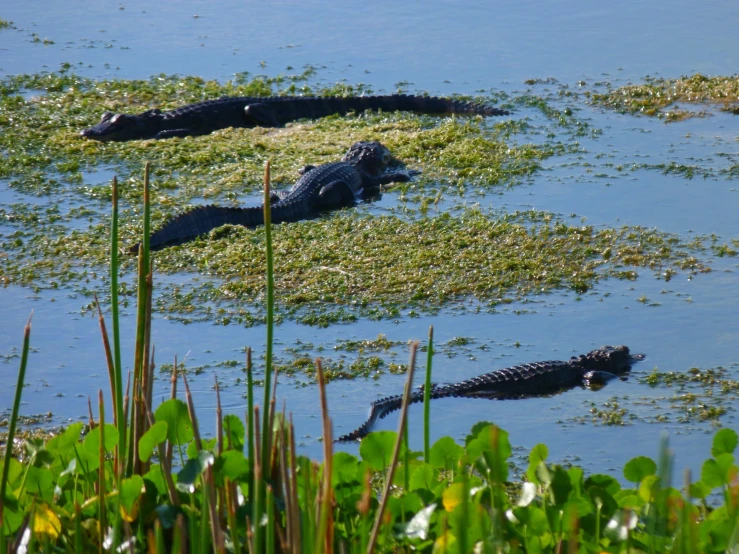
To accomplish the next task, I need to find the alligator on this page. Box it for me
[130,141,414,253]
[336,345,644,441]
[80,94,509,141]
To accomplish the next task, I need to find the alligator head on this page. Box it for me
[342,140,392,174]
[573,345,645,374]
[80,109,164,141]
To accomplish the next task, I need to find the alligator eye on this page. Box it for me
[109,114,126,125]
[101,111,114,122]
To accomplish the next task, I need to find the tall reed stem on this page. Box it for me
[261,160,275,475]
[0,313,32,541]
[110,176,125,472]
[423,325,434,463]
[367,342,419,554]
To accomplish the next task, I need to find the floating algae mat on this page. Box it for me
[0,70,717,328]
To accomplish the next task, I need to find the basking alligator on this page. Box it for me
[81,94,509,141]
[131,141,413,253]
[337,345,644,441]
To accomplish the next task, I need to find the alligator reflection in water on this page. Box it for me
[337,345,645,441]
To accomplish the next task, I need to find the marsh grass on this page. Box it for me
[0,165,737,553]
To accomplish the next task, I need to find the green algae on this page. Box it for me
[567,365,739,429]
[0,202,711,326]
[140,210,706,326]
[641,366,739,424]
[0,69,718,327]
[590,73,739,120]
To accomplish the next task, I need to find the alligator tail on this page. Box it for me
[336,386,461,442]
[275,94,508,124]
[130,205,266,253]
[335,394,407,442]
[338,94,510,117]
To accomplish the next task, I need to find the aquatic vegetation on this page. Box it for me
[590,73,739,120]
[642,366,739,424]
[1,70,716,327]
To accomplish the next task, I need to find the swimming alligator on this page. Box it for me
[337,345,644,441]
[130,141,414,253]
[81,94,509,141]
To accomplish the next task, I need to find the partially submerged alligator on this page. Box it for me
[131,141,413,253]
[81,94,509,141]
[337,345,644,441]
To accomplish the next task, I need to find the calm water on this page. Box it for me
[1,0,738,476]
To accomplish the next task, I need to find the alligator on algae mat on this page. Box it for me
[130,141,417,252]
[81,94,508,141]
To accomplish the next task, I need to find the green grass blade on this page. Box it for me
[0,313,32,540]
[423,326,434,464]
[261,160,275,475]
[97,390,107,554]
[246,348,255,508]
[266,486,275,554]
[367,342,419,554]
[110,176,125,471]
[127,163,152,477]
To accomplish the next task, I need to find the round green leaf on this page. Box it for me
[332,451,361,486]
[215,450,249,482]
[83,423,119,455]
[549,466,573,506]
[143,466,168,496]
[138,420,168,463]
[120,475,144,514]
[430,436,463,470]
[46,422,84,454]
[526,443,549,484]
[177,451,215,492]
[466,424,511,482]
[223,414,245,452]
[688,479,711,500]
[701,458,724,489]
[410,463,437,492]
[623,456,656,483]
[359,431,402,471]
[154,399,193,446]
[637,474,660,503]
[712,428,738,457]
[584,474,621,496]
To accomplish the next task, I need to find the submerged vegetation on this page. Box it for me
[589,73,739,120]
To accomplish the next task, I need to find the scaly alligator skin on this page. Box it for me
[336,345,644,441]
[81,94,509,141]
[130,141,413,253]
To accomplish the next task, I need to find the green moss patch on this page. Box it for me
[590,73,739,120]
[143,210,706,326]
[0,203,710,326]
